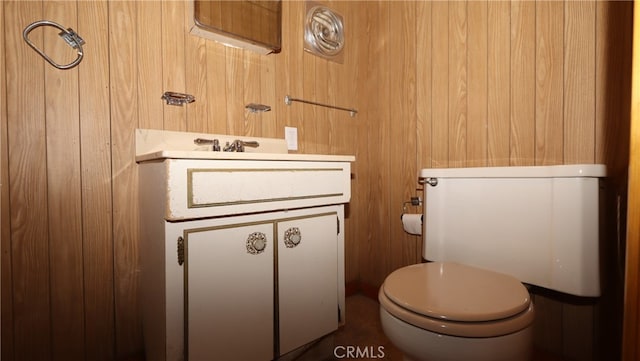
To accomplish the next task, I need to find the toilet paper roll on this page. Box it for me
[401,213,423,235]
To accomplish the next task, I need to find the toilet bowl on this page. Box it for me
[379,262,534,361]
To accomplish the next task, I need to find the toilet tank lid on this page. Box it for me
[420,164,606,179]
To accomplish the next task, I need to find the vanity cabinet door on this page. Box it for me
[185,222,274,361]
[277,213,339,355]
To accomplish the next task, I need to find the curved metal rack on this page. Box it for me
[23,20,85,70]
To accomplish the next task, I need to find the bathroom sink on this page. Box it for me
[136,128,355,220]
[135,128,355,163]
[137,149,354,162]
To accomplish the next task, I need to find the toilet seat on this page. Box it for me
[379,262,535,338]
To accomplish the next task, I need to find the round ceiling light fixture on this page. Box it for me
[304,3,344,62]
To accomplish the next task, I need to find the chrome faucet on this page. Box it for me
[194,138,259,152]
[223,140,260,152]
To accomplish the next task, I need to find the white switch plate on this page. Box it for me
[285,126,298,151]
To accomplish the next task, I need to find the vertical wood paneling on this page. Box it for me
[415,1,431,263]
[431,2,449,168]
[365,0,391,287]
[359,1,383,287]
[185,6,209,133]
[225,47,245,135]
[595,1,632,173]
[510,1,535,166]
[389,1,417,271]
[288,0,304,152]
[416,1,432,171]
[487,1,510,166]
[78,1,115,359]
[0,0,13,358]
[260,55,277,138]
[137,1,164,131]
[564,1,596,164]
[205,43,229,133]
[448,1,467,168]
[43,2,85,359]
[302,51,317,154]
[6,1,51,359]
[535,1,564,166]
[162,0,187,131]
[243,52,262,137]
[467,1,487,167]
[108,1,141,357]
[340,1,362,281]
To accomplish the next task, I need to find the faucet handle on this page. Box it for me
[224,139,260,152]
[193,138,221,151]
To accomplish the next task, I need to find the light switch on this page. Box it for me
[285,127,298,151]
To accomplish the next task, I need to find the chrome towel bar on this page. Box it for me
[284,95,357,117]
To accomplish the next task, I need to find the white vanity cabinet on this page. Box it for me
[138,154,352,361]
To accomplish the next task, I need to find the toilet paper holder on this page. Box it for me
[402,196,422,213]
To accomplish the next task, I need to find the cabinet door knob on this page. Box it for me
[284,227,302,248]
[246,232,267,254]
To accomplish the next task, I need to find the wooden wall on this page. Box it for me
[0,1,633,360]
[359,1,632,360]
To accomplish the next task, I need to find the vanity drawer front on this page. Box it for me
[165,160,351,220]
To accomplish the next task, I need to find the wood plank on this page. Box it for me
[137,1,163,130]
[467,0,487,167]
[108,1,142,358]
[487,1,510,166]
[416,0,432,171]
[0,0,14,358]
[389,1,417,271]
[78,1,115,359]
[510,0,535,166]
[354,1,379,285]
[162,0,187,131]
[301,43,317,154]
[367,0,391,287]
[564,1,596,164]
[314,0,330,155]
[448,1,467,168]
[43,2,85,359]
[259,52,277,138]
[225,47,245,136]
[205,42,229,133]
[595,0,632,177]
[337,0,362,281]
[535,1,564,166]
[287,0,304,153]
[5,1,51,359]
[274,0,291,137]
[415,0,431,262]
[243,51,262,137]
[431,1,449,168]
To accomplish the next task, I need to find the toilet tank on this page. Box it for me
[420,164,605,297]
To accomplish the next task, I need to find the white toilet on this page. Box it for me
[379,164,606,361]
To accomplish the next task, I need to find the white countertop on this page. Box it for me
[136,150,355,163]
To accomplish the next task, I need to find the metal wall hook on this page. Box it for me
[23,20,85,70]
